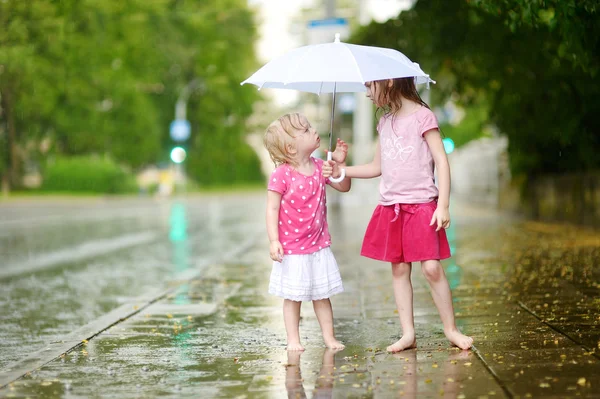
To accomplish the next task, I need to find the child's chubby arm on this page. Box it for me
[266,190,284,261]
[323,138,351,192]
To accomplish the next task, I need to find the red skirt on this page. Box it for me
[360,201,451,263]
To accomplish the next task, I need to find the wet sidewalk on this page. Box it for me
[1,194,599,398]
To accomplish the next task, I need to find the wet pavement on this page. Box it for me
[1,188,599,398]
[0,196,264,370]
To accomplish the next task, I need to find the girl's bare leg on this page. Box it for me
[313,299,345,349]
[387,262,417,352]
[283,299,304,351]
[421,260,473,350]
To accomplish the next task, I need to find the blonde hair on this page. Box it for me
[263,113,309,167]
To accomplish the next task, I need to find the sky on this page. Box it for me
[246,0,413,106]
[249,0,412,62]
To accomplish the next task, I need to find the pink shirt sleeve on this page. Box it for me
[267,165,289,195]
[419,109,439,136]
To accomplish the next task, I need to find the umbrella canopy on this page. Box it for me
[242,34,434,182]
[241,34,434,94]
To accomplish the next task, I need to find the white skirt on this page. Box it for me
[269,247,344,302]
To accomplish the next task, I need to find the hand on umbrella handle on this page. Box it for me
[327,152,346,183]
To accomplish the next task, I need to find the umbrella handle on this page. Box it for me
[326,152,346,183]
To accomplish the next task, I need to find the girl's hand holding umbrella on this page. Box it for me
[323,160,342,180]
[324,138,347,179]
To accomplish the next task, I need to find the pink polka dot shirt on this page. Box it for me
[268,157,332,255]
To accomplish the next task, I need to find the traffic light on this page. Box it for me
[170,146,187,164]
[442,137,455,154]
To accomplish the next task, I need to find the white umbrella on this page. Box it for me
[242,33,434,182]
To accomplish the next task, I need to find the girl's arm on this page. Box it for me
[344,140,381,179]
[424,129,451,230]
[266,190,284,261]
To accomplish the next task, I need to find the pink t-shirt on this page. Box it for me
[268,157,332,255]
[378,106,440,205]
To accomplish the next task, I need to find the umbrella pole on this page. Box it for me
[328,82,336,153]
[326,82,345,183]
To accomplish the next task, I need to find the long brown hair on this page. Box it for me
[373,77,430,117]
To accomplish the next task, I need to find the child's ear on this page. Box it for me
[387,79,393,88]
[286,143,296,155]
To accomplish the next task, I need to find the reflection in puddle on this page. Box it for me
[280,347,474,398]
[285,348,340,399]
[380,349,473,398]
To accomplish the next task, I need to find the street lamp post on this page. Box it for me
[169,79,200,195]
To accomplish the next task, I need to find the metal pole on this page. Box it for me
[329,82,337,152]
[325,0,335,18]
[325,0,337,153]
[175,79,200,120]
[353,0,373,165]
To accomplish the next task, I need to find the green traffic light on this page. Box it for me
[170,147,187,163]
[442,138,455,154]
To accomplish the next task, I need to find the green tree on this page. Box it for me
[351,0,600,176]
[0,0,61,188]
[470,0,599,76]
[173,2,262,185]
[0,0,263,191]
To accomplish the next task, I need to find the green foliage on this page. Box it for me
[470,0,599,76]
[351,0,600,176]
[0,0,262,190]
[187,122,264,185]
[41,156,137,193]
[439,104,489,148]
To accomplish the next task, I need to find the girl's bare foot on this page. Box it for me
[386,334,416,352]
[444,328,473,350]
[286,342,305,351]
[323,338,345,349]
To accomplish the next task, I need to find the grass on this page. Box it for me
[191,181,265,194]
[0,181,266,202]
